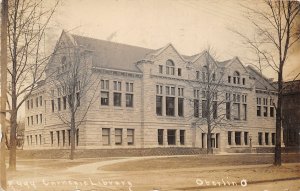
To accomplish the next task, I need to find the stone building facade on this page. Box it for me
[282,80,300,147]
[23,31,280,152]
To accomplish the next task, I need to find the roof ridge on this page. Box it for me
[71,33,154,51]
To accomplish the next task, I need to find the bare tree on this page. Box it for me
[48,40,100,160]
[232,0,300,166]
[6,0,59,170]
[188,49,242,154]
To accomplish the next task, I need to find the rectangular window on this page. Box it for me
[178,68,182,76]
[178,87,184,97]
[57,131,60,146]
[68,130,71,146]
[39,134,42,145]
[235,132,241,145]
[202,100,207,118]
[50,131,53,145]
[265,133,269,145]
[270,107,274,117]
[178,98,184,117]
[76,92,80,107]
[228,76,231,83]
[115,128,122,145]
[194,89,200,98]
[63,96,67,109]
[36,115,38,124]
[40,114,42,124]
[30,135,32,145]
[102,128,110,145]
[158,129,164,145]
[36,97,39,107]
[51,100,55,112]
[62,130,65,146]
[58,98,61,111]
[167,129,176,145]
[242,104,247,120]
[31,99,33,109]
[113,93,121,106]
[35,135,38,145]
[228,131,232,145]
[272,133,275,145]
[156,85,163,95]
[127,129,134,145]
[156,96,163,116]
[257,106,261,116]
[159,65,163,74]
[166,97,175,116]
[180,130,185,145]
[212,73,216,81]
[258,132,263,145]
[226,102,231,120]
[242,78,245,85]
[196,71,200,79]
[126,82,133,92]
[40,96,43,106]
[101,80,109,90]
[126,94,133,107]
[27,117,30,126]
[31,116,33,125]
[27,100,30,110]
[263,106,268,117]
[194,99,199,117]
[244,132,248,145]
[113,81,122,91]
[101,92,109,106]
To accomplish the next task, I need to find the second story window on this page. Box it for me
[101,80,109,106]
[166,60,175,75]
[126,82,134,107]
[263,98,268,117]
[233,71,240,84]
[166,85,175,116]
[257,97,262,116]
[156,85,163,116]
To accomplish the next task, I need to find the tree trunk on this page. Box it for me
[9,107,17,171]
[70,112,76,160]
[274,68,283,166]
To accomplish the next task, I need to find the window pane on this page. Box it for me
[126,94,133,107]
[166,97,175,116]
[114,93,121,106]
[156,96,162,116]
[178,98,184,117]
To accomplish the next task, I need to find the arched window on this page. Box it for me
[233,71,240,84]
[166,59,175,75]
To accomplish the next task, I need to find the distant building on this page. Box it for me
[23,31,281,152]
[282,80,300,147]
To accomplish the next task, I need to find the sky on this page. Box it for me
[45,0,300,81]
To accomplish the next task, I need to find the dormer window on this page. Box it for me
[166,59,175,75]
[233,71,240,84]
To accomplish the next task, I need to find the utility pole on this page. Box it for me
[1,0,8,189]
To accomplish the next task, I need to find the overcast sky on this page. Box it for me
[45,0,299,81]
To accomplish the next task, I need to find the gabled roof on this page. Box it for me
[246,65,277,91]
[71,34,155,73]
